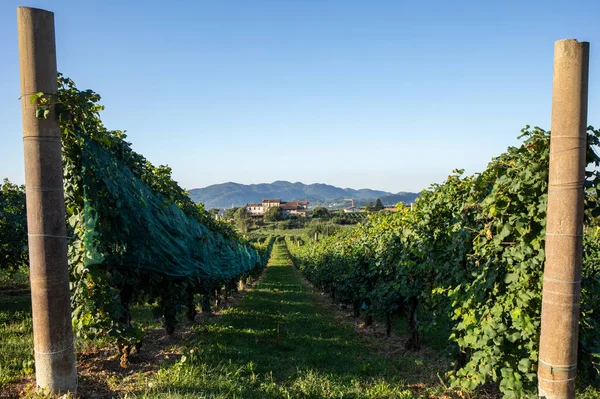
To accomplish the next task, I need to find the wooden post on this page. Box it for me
[17,6,77,393]
[538,39,589,399]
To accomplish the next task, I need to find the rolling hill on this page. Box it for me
[188,181,419,209]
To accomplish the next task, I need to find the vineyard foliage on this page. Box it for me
[0,179,27,272]
[287,126,600,398]
[30,75,273,351]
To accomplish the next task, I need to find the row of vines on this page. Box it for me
[0,179,26,272]
[287,126,600,398]
[32,75,274,362]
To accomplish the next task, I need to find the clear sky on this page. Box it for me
[1,0,599,193]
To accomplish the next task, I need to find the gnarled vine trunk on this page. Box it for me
[405,296,420,350]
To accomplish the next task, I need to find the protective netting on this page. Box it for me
[80,136,260,279]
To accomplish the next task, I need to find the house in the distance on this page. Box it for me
[280,200,309,217]
[246,199,309,218]
[247,203,264,216]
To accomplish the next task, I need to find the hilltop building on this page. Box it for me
[246,199,309,218]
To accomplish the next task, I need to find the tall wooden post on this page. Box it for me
[538,39,589,399]
[17,6,78,393]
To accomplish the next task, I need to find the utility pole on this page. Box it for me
[538,39,589,399]
[17,6,78,393]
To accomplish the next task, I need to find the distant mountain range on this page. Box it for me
[188,181,419,209]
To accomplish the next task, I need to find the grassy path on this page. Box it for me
[138,243,448,399]
[0,276,33,394]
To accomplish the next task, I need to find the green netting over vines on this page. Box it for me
[80,136,260,279]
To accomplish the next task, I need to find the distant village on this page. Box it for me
[213,197,402,221]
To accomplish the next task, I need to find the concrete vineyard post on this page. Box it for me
[17,6,78,393]
[538,39,589,399]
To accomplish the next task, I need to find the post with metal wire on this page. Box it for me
[17,6,78,393]
[538,39,589,399]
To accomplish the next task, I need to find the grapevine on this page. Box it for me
[32,75,274,362]
[288,126,600,397]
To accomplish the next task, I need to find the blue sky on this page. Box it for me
[1,0,599,193]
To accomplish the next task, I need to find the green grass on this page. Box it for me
[134,243,451,398]
[0,270,34,388]
[2,246,597,398]
[0,269,165,391]
[247,224,310,241]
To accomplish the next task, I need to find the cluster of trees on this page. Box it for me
[218,206,285,234]
[313,198,386,217]
[312,206,329,218]
[364,198,384,212]
[311,207,367,226]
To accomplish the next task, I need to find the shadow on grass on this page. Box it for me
[137,243,450,399]
[0,291,33,390]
